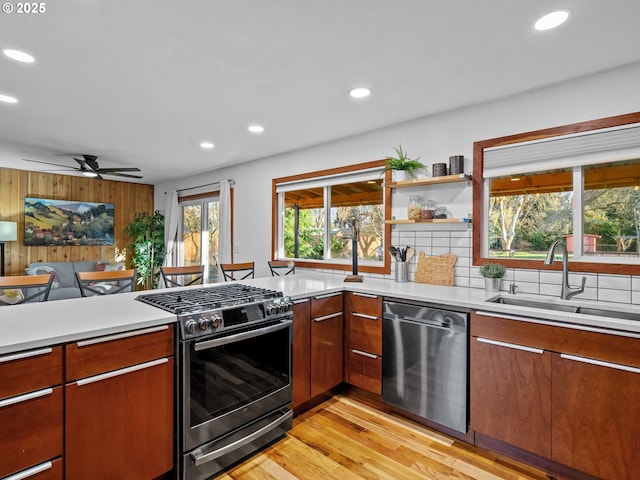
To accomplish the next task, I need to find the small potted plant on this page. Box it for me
[479,262,506,292]
[384,144,425,181]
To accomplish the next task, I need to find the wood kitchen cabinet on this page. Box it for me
[310,292,344,398]
[344,291,382,394]
[471,311,640,480]
[0,346,64,480]
[292,297,311,407]
[65,325,175,480]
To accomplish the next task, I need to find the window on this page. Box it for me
[179,194,220,282]
[273,160,391,274]
[474,112,640,274]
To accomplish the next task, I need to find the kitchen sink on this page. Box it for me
[486,295,640,322]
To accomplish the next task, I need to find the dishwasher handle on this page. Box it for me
[384,314,451,331]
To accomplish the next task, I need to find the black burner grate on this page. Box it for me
[136,284,281,314]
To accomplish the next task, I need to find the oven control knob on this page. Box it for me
[266,304,276,316]
[198,318,211,331]
[211,314,222,328]
[184,319,198,334]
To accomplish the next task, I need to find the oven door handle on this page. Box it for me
[194,319,292,351]
[191,408,293,466]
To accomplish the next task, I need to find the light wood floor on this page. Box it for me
[219,395,553,480]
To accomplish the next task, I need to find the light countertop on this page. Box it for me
[1,272,638,355]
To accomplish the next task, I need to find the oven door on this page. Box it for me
[181,318,292,452]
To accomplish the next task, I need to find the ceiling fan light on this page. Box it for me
[82,171,98,178]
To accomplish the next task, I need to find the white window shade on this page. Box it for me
[275,168,383,193]
[483,122,640,178]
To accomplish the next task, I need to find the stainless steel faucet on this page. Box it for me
[544,240,586,300]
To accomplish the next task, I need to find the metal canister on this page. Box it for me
[432,163,447,177]
[449,155,464,175]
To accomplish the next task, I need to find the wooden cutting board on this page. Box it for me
[414,252,457,286]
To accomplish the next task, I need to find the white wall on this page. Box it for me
[155,62,640,283]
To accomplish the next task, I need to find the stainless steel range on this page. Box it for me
[137,283,293,480]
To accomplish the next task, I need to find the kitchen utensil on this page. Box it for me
[388,246,400,261]
[405,247,415,262]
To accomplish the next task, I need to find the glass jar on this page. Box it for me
[421,199,435,219]
[407,194,423,220]
[434,206,447,219]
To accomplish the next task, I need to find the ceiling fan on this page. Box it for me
[23,154,143,179]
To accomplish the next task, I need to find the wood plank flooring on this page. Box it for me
[219,395,553,480]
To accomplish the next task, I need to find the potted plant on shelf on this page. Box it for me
[124,210,165,290]
[384,144,425,182]
[479,262,506,292]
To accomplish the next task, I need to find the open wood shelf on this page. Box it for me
[386,218,472,224]
[387,173,471,189]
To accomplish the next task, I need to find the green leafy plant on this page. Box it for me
[384,144,425,179]
[479,262,507,278]
[124,210,165,290]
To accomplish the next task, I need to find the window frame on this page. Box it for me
[473,111,640,275]
[272,160,392,274]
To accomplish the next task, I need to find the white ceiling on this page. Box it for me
[1,0,640,184]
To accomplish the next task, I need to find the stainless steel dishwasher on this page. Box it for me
[382,300,469,433]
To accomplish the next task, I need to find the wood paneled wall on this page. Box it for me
[0,167,154,276]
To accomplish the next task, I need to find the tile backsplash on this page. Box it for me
[307,224,640,308]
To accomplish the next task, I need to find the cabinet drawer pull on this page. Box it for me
[352,349,378,359]
[293,298,310,304]
[476,337,544,354]
[352,312,378,320]
[313,312,341,322]
[75,358,168,386]
[4,461,52,480]
[314,292,341,300]
[0,387,53,409]
[0,347,53,363]
[76,325,169,347]
[560,353,640,374]
[353,292,378,299]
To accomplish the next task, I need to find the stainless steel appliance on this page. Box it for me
[137,284,293,480]
[382,300,469,433]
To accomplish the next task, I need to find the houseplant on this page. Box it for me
[124,210,165,290]
[479,262,506,292]
[384,144,425,181]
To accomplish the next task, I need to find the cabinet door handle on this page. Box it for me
[352,312,378,320]
[314,292,341,300]
[75,358,168,386]
[353,292,378,299]
[314,312,341,322]
[293,298,310,304]
[352,349,378,359]
[76,325,169,347]
[476,337,544,355]
[0,347,53,363]
[560,353,640,374]
[0,387,53,409]
[4,461,53,480]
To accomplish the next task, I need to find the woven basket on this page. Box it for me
[414,252,458,286]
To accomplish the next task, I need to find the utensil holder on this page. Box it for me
[395,262,408,283]
[432,163,447,177]
[449,155,464,175]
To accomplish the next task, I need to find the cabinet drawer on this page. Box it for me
[348,349,381,394]
[472,312,640,368]
[66,324,174,381]
[345,291,382,317]
[349,312,382,356]
[0,386,63,479]
[4,459,63,480]
[0,347,63,400]
[311,292,343,318]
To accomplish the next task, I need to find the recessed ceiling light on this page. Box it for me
[534,10,569,31]
[200,142,215,149]
[349,87,371,99]
[248,125,264,134]
[3,48,35,63]
[0,94,18,104]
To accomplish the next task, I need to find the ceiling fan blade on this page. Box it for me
[23,158,78,170]
[102,172,144,179]
[96,167,142,173]
[73,157,88,169]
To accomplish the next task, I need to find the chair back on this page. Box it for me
[268,260,295,276]
[161,265,204,288]
[75,269,137,297]
[0,274,53,305]
[219,262,255,282]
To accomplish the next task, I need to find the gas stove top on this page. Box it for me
[136,283,292,340]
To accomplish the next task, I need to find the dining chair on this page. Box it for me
[75,269,137,296]
[161,265,204,288]
[268,260,295,276]
[0,274,54,305]
[219,262,255,282]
